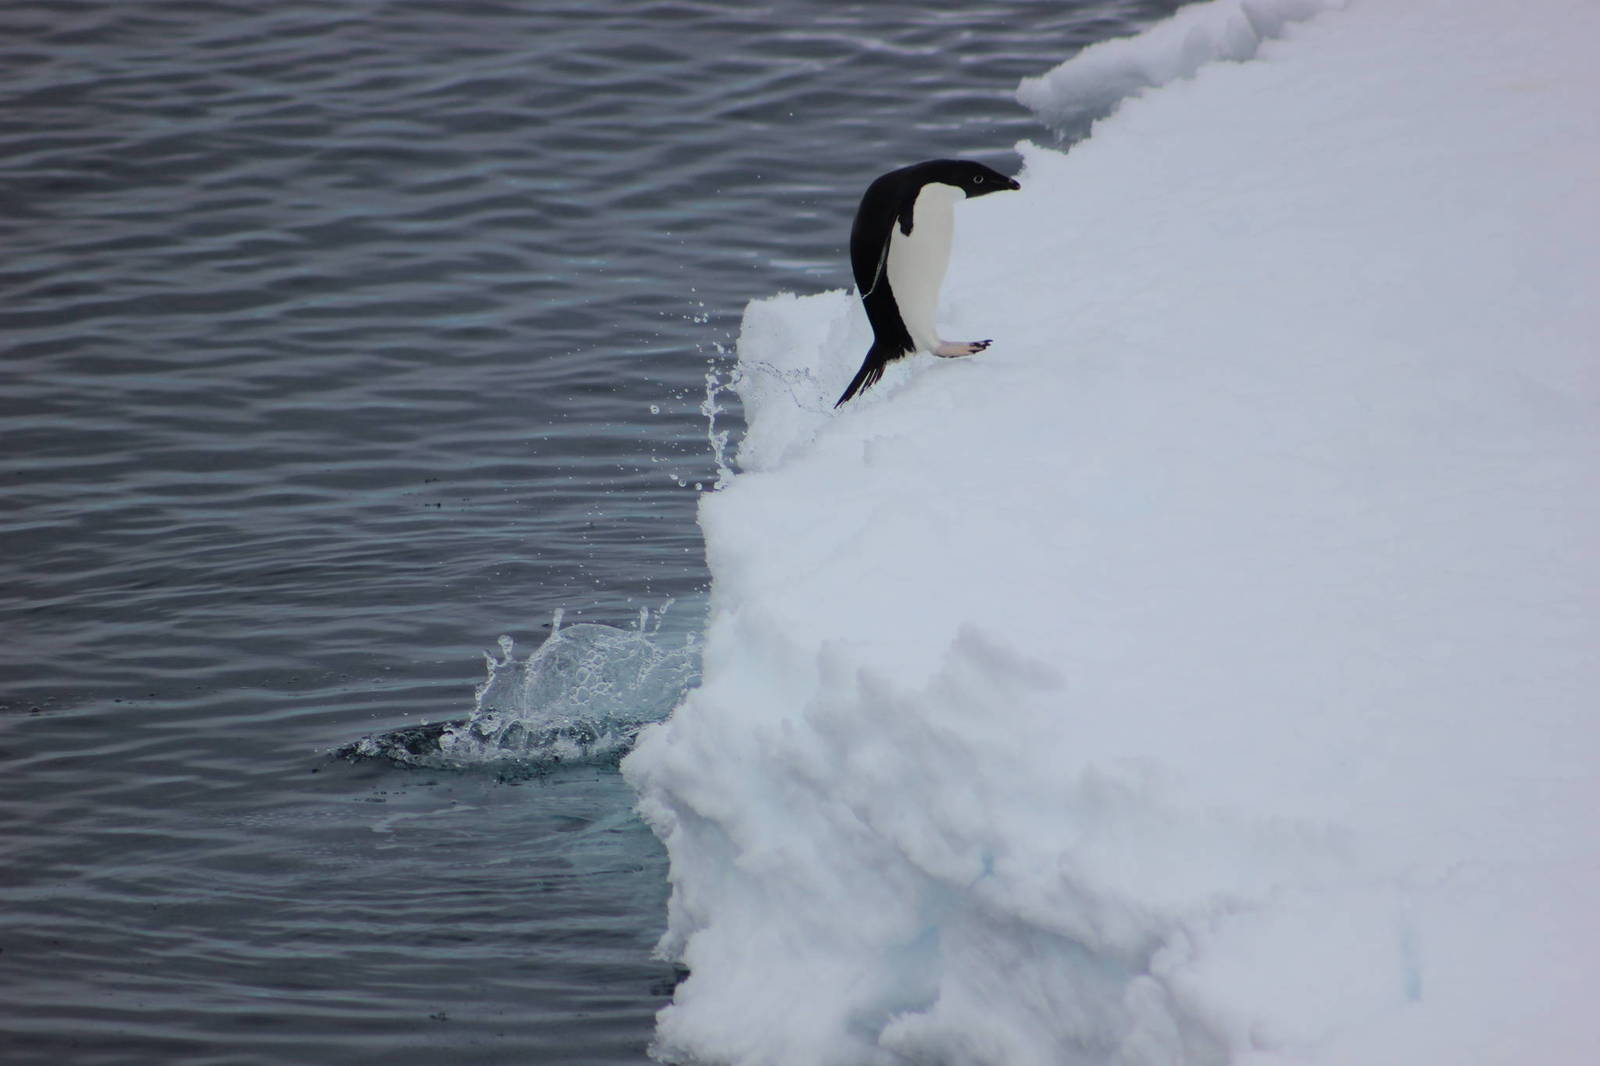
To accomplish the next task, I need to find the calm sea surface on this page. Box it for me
[0,2,1180,1062]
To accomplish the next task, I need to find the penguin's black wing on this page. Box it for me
[838,169,920,406]
[849,168,919,295]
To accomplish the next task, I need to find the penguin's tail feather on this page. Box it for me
[834,346,892,407]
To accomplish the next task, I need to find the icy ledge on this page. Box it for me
[625,0,1600,1063]
[1017,0,1346,133]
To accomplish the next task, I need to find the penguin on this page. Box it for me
[835,159,1021,407]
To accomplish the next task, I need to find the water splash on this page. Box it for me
[702,342,737,490]
[337,606,699,771]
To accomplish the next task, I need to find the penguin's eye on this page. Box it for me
[973,175,984,184]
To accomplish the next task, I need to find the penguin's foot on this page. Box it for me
[933,339,991,358]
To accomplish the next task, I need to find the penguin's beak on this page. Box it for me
[1006,177,1022,191]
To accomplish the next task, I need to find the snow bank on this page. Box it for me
[1016,0,1344,132]
[624,0,1600,1063]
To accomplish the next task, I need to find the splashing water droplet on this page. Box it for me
[335,606,699,772]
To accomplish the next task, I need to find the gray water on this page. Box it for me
[1,2,1180,1062]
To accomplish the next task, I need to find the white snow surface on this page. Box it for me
[622,0,1600,1062]
[1016,0,1345,128]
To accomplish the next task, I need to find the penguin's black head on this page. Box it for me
[924,159,1021,199]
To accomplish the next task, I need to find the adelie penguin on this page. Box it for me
[835,159,1021,407]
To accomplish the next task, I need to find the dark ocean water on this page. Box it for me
[0,1,1180,1062]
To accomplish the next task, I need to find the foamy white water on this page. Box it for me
[624,0,1600,1062]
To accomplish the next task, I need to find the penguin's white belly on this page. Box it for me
[886,183,960,354]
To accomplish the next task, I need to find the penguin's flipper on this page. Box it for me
[850,172,917,294]
[851,217,893,298]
